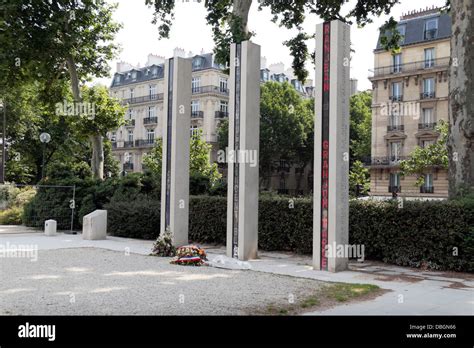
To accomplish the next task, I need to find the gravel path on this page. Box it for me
[0,248,324,315]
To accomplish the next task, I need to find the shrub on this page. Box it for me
[0,206,23,224]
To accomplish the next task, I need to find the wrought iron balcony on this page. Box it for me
[389,95,403,102]
[122,93,164,105]
[191,111,204,118]
[192,85,229,96]
[135,138,155,147]
[387,124,404,132]
[418,122,437,130]
[388,185,401,193]
[123,162,134,170]
[123,141,134,148]
[215,111,229,118]
[420,186,434,193]
[370,57,449,78]
[420,91,436,99]
[124,119,135,127]
[362,156,408,166]
[143,116,158,125]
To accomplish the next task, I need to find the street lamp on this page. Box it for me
[39,132,51,180]
[0,101,5,184]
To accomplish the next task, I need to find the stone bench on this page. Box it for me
[82,210,107,240]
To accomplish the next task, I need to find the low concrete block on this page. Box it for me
[44,219,57,236]
[82,210,107,240]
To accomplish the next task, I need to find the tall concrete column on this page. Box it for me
[313,20,350,272]
[160,57,192,246]
[226,41,260,261]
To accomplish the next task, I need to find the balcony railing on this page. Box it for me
[420,186,434,193]
[143,116,158,125]
[135,138,155,147]
[215,111,229,118]
[362,156,408,166]
[191,111,204,118]
[388,185,401,193]
[418,122,437,130]
[123,141,134,148]
[371,57,449,78]
[123,162,134,170]
[387,124,404,132]
[192,85,229,96]
[389,95,403,102]
[122,93,164,105]
[124,119,135,127]
[420,91,436,99]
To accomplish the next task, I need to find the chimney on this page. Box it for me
[116,61,134,73]
[173,47,186,58]
[260,56,267,69]
[146,53,165,66]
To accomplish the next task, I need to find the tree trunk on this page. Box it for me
[90,134,104,180]
[66,54,82,102]
[233,0,252,35]
[448,0,474,197]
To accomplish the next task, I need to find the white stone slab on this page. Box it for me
[82,210,107,240]
[44,219,57,236]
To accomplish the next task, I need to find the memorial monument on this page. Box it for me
[313,20,350,272]
[160,56,192,247]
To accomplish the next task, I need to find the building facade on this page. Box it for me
[368,7,451,198]
[108,50,314,194]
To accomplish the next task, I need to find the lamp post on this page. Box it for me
[0,101,5,184]
[39,132,51,180]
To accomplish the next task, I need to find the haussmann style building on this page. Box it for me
[368,6,451,198]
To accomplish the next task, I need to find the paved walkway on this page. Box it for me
[0,228,473,315]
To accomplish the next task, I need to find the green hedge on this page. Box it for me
[105,195,473,272]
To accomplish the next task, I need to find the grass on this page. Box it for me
[262,282,381,315]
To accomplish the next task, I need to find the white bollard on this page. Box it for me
[82,210,107,240]
[44,219,57,236]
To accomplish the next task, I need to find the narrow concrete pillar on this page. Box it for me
[226,41,260,261]
[44,219,57,236]
[313,20,350,272]
[160,56,192,247]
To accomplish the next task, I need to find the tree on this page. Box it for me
[73,85,125,180]
[1,0,121,179]
[399,121,449,186]
[349,160,370,198]
[143,130,221,184]
[349,91,372,164]
[447,0,474,197]
[146,0,401,83]
[217,81,313,189]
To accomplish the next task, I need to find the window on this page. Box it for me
[424,18,438,40]
[191,100,200,113]
[423,78,435,98]
[124,152,132,163]
[392,54,402,73]
[190,125,200,136]
[390,113,400,127]
[421,173,434,193]
[152,67,158,76]
[146,129,155,143]
[421,139,434,148]
[389,173,401,192]
[111,132,116,142]
[422,108,434,124]
[192,77,201,93]
[219,101,228,113]
[131,71,137,79]
[127,130,134,142]
[391,82,402,101]
[148,106,156,118]
[192,57,204,70]
[149,84,156,98]
[129,88,134,99]
[219,77,228,92]
[390,142,402,161]
[424,48,435,68]
[397,24,406,43]
[114,75,121,83]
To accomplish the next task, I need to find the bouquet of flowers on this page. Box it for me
[170,245,207,266]
[151,228,176,257]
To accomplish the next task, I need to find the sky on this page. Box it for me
[98,0,447,91]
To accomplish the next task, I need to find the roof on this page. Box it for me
[111,53,224,88]
[375,12,451,51]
